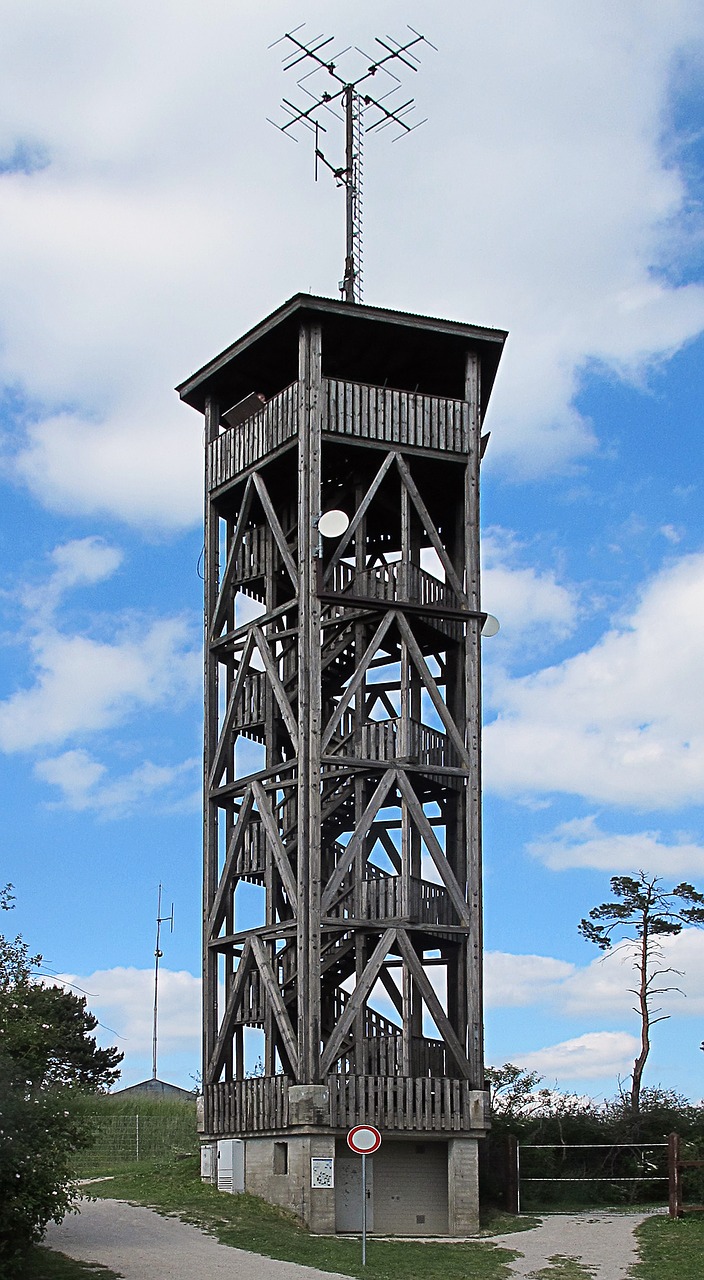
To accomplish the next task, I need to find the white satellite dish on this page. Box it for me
[481,613,500,638]
[318,509,350,538]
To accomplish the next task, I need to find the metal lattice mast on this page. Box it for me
[269,26,435,303]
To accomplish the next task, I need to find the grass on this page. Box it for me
[87,1156,524,1279]
[19,1247,120,1279]
[630,1214,704,1278]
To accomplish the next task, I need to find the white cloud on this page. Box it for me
[528,815,704,876]
[0,3,701,523]
[481,528,578,643]
[35,749,200,817]
[55,966,201,1060]
[484,551,704,807]
[485,951,576,1008]
[487,929,704,1021]
[518,1031,640,1081]
[21,537,123,619]
[0,618,199,752]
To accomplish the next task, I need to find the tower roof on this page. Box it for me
[177,293,507,422]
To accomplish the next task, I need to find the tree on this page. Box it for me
[579,872,704,1118]
[0,884,123,1274]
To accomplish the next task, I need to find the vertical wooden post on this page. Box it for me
[464,351,484,1085]
[668,1132,682,1217]
[297,321,323,1082]
[203,397,221,1125]
[506,1134,520,1215]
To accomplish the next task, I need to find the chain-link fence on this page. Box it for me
[75,1112,199,1174]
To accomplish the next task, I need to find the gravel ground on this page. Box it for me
[44,1198,354,1280]
[489,1210,654,1278]
[45,1197,654,1279]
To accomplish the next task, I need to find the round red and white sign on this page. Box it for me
[347,1124,382,1155]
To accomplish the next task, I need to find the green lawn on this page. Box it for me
[630,1214,704,1278]
[89,1157,523,1279]
[20,1247,120,1279]
[29,1158,704,1280]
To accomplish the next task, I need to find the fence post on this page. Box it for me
[668,1133,681,1217]
[136,1114,140,1163]
[506,1135,520,1215]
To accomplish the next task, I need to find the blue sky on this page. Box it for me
[1,1,703,1100]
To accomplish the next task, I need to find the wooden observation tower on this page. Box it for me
[178,294,506,1233]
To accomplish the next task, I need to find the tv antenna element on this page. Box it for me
[269,25,436,304]
[152,883,174,1080]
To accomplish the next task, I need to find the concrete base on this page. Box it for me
[448,1137,480,1235]
[243,1134,336,1234]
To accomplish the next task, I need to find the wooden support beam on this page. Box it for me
[251,779,298,906]
[207,939,255,1082]
[395,929,473,1080]
[251,936,300,1080]
[320,927,397,1075]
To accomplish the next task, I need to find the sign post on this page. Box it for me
[346,1125,382,1266]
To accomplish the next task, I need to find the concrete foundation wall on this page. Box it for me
[244,1135,336,1234]
[448,1137,480,1235]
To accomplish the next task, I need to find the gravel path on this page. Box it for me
[489,1211,652,1278]
[45,1197,652,1279]
[44,1198,354,1280]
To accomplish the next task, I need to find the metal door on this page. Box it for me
[335,1157,374,1231]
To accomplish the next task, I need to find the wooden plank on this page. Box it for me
[208,631,256,788]
[207,787,255,933]
[252,473,298,588]
[251,937,300,1079]
[320,769,397,914]
[252,627,298,743]
[251,780,297,906]
[396,931,473,1080]
[395,454,467,603]
[323,451,395,584]
[320,928,396,1075]
[207,939,255,1082]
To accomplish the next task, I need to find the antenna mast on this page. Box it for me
[152,883,174,1081]
[269,25,435,304]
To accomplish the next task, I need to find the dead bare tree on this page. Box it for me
[579,873,704,1117]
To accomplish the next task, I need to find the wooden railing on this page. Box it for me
[324,379,470,454]
[208,383,298,490]
[327,559,462,613]
[205,1074,483,1135]
[207,378,472,491]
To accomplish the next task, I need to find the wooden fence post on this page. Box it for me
[506,1134,520,1215]
[668,1132,682,1218]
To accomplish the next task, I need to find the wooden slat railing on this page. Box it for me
[207,379,472,491]
[205,1074,479,1135]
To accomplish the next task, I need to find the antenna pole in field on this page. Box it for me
[152,883,174,1081]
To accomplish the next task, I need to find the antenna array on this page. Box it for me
[269,25,436,304]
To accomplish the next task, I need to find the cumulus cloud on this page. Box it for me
[485,951,576,1008]
[487,929,704,1022]
[21,537,123,619]
[518,1031,640,1081]
[0,618,200,752]
[528,815,704,876]
[55,966,201,1060]
[484,551,704,807]
[35,749,200,817]
[0,2,701,523]
[481,528,578,644]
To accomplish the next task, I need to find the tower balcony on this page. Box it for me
[206,1074,488,1136]
[207,377,472,493]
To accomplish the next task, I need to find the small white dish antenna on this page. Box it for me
[481,613,500,638]
[318,509,350,538]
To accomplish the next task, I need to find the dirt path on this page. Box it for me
[44,1198,354,1280]
[45,1196,653,1279]
[489,1210,653,1277]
